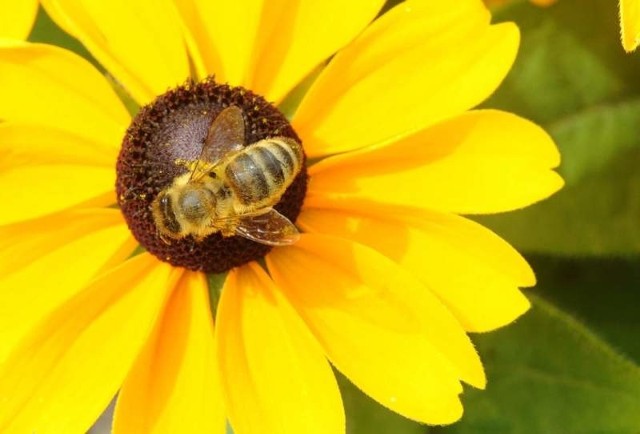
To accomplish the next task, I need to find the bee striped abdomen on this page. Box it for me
[254,146,285,185]
[224,138,303,207]
[269,138,302,178]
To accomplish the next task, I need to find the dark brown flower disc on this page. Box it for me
[116,78,307,273]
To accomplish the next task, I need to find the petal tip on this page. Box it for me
[620,0,640,52]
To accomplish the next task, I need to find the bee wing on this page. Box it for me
[234,208,300,246]
[190,105,245,182]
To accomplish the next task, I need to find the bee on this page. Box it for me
[151,105,303,246]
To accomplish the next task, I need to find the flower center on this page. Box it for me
[116,78,308,273]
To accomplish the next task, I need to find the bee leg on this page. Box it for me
[220,223,237,238]
[158,231,172,245]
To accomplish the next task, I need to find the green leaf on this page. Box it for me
[435,296,640,434]
[478,0,640,255]
[531,255,640,364]
[335,371,425,434]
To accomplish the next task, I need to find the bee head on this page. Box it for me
[151,190,182,238]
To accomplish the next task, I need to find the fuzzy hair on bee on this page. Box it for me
[151,105,302,246]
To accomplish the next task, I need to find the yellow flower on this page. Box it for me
[0,1,562,433]
[0,0,39,39]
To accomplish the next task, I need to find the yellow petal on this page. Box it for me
[293,0,519,157]
[42,0,191,105]
[0,122,118,166]
[267,234,482,424]
[0,40,129,143]
[171,0,264,86]
[217,263,344,434]
[299,208,532,332]
[0,0,38,39]
[307,109,563,215]
[113,271,226,434]
[620,0,640,52]
[0,253,181,433]
[248,0,385,103]
[0,119,120,225]
[0,210,136,363]
[0,208,129,277]
[0,164,116,225]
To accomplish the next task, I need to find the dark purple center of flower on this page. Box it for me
[116,78,307,273]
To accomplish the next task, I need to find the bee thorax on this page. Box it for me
[178,189,213,220]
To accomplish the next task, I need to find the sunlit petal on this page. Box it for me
[0,164,115,225]
[175,0,383,99]
[171,0,264,86]
[217,263,344,434]
[113,271,225,434]
[0,253,181,433]
[0,0,38,39]
[267,234,482,424]
[620,0,640,52]
[293,0,519,157]
[248,0,385,103]
[307,110,563,215]
[0,122,118,166]
[0,209,135,363]
[299,208,532,332]
[0,41,129,143]
[42,0,190,104]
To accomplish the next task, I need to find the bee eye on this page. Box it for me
[157,193,181,234]
[160,194,170,207]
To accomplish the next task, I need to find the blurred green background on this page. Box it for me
[28,0,640,432]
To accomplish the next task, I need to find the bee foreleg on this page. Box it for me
[158,231,172,245]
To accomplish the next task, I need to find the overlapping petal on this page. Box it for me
[620,0,640,52]
[267,234,483,424]
[247,1,385,103]
[0,41,129,143]
[42,0,191,104]
[0,122,119,166]
[173,0,383,103]
[0,253,180,433]
[298,208,533,332]
[171,0,264,86]
[0,165,114,225]
[293,0,519,157]
[113,271,225,434]
[306,110,563,215]
[217,263,344,434]
[0,0,39,39]
[0,209,135,363]
[0,121,120,224]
